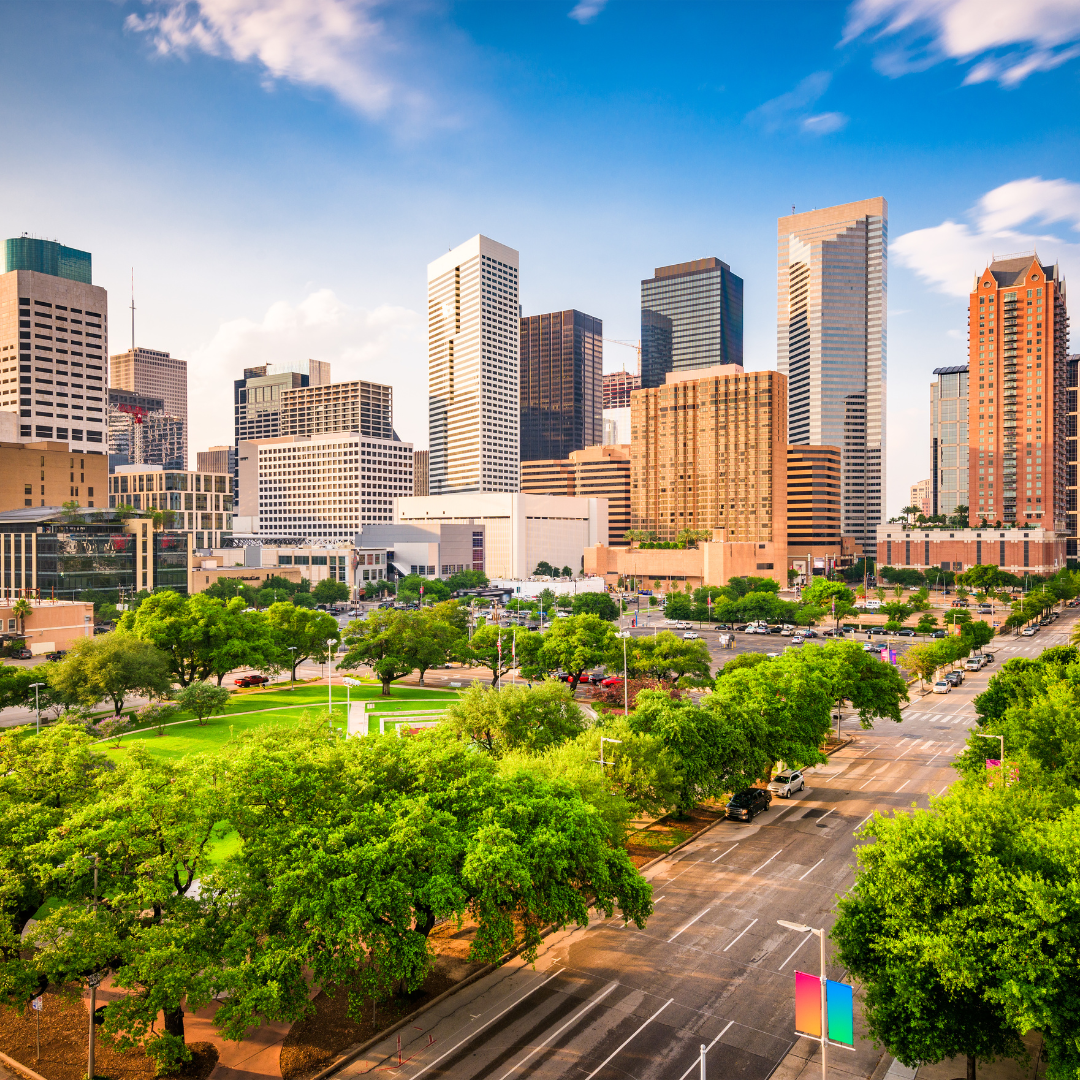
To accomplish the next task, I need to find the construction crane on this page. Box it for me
[602,338,641,377]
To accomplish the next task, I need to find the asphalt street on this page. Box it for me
[331,611,1076,1080]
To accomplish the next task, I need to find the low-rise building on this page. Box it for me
[0,439,107,511]
[357,522,480,580]
[876,523,1065,577]
[187,561,303,595]
[0,598,95,655]
[201,543,360,592]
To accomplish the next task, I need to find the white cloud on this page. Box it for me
[844,0,1080,86]
[568,0,608,24]
[186,289,426,452]
[746,72,849,136]
[126,0,426,118]
[892,176,1080,296]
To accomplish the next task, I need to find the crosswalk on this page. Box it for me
[916,711,977,727]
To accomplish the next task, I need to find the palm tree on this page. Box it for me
[11,597,31,638]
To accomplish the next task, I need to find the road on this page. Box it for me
[330,611,1075,1080]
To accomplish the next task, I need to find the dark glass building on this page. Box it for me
[519,310,602,462]
[4,237,92,284]
[640,257,743,388]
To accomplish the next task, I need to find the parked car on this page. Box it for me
[862,642,879,652]
[931,630,947,639]
[982,652,996,664]
[964,657,983,671]
[1021,626,1037,637]
[768,771,805,798]
[734,624,751,632]
[682,631,699,640]
[791,635,805,646]
[12,648,32,659]
[716,623,733,630]
[945,670,964,687]
[44,650,67,662]
[933,679,952,694]
[234,674,270,687]
[821,628,838,637]
[802,629,819,638]
[977,605,993,614]
[896,628,916,637]
[725,787,772,821]
[600,676,623,688]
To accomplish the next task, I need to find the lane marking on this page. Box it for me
[895,779,912,793]
[751,849,783,875]
[712,844,739,863]
[722,918,758,953]
[669,905,712,942]
[620,895,664,927]
[493,981,618,1080]
[778,931,814,971]
[853,813,875,835]
[895,740,923,759]
[582,998,674,1080]
[798,859,824,881]
[675,1020,736,1080]
[857,775,880,790]
[818,808,836,821]
[408,971,562,1079]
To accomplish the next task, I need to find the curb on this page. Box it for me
[0,1050,49,1080]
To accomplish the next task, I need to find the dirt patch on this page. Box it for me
[626,805,725,867]
[0,988,217,1080]
[279,953,485,1080]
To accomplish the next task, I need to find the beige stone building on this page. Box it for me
[109,347,188,467]
[630,365,787,544]
[188,562,302,595]
[0,598,95,654]
[0,439,107,511]
[279,380,393,440]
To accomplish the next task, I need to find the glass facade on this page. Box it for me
[519,309,602,461]
[640,258,743,388]
[931,365,969,517]
[5,237,92,284]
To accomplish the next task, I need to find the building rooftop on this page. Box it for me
[985,253,1060,288]
[932,365,969,376]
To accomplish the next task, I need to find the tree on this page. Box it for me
[46,633,173,716]
[395,574,450,604]
[266,602,340,681]
[532,614,619,691]
[881,601,912,625]
[409,607,465,685]
[727,575,779,597]
[202,578,258,605]
[443,682,586,756]
[819,641,908,729]
[560,565,573,578]
[465,624,542,687]
[675,528,711,549]
[900,642,945,691]
[537,587,556,617]
[175,681,232,725]
[916,612,939,634]
[662,591,693,620]
[533,561,556,577]
[447,569,488,591]
[802,579,857,629]
[0,663,35,710]
[958,565,1006,592]
[312,577,350,604]
[960,619,995,653]
[832,786,1027,1080]
[625,631,712,683]
[118,591,218,687]
[10,598,30,637]
[571,592,618,621]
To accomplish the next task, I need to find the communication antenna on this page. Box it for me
[130,268,136,353]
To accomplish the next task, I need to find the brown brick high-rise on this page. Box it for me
[968,255,1069,528]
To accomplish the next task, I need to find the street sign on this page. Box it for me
[31,996,42,1011]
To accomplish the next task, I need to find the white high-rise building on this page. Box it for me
[427,234,519,495]
[777,198,888,556]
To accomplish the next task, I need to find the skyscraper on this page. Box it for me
[966,254,1068,529]
[428,235,519,494]
[931,365,969,517]
[640,258,743,388]
[279,379,393,440]
[1,237,108,451]
[110,347,188,467]
[777,198,888,556]
[108,388,186,471]
[519,309,602,461]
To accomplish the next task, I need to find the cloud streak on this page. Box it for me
[568,0,608,24]
[844,0,1080,86]
[892,176,1080,296]
[746,72,848,136]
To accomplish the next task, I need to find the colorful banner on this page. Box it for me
[826,979,854,1046]
[795,971,821,1037]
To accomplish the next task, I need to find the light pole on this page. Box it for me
[286,646,297,686]
[326,636,339,728]
[29,682,44,734]
[617,631,631,714]
[778,920,828,1080]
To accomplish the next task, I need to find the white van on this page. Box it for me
[863,599,882,611]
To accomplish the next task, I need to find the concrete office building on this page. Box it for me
[197,445,236,477]
[520,444,631,546]
[640,258,743,388]
[786,444,842,559]
[631,365,788,544]
[239,432,413,540]
[967,254,1068,529]
[931,365,969,518]
[110,348,188,468]
[108,463,233,549]
[280,379,393,440]
[108,388,186,471]
[413,450,429,496]
[1,237,108,450]
[395,493,606,580]
[519,309,602,461]
[777,198,888,555]
[428,235,520,494]
[234,359,330,495]
[357,521,483,579]
[0,439,107,511]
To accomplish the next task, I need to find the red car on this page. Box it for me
[234,674,270,688]
[600,676,623,688]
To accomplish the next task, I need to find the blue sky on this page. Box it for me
[3,0,1079,514]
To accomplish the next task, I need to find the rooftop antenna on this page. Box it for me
[792,204,795,215]
[129,268,136,353]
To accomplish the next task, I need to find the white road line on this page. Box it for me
[895,779,911,793]
[857,775,880,790]
[621,894,664,927]
[896,740,923,759]
[778,931,814,971]
[818,808,836,821]
[582,998,674,1080]
[853,813,875,835]
[409,971,562,1079]
[494,981,618,1080]
[751,849,783,875]
[722,918,758,952]
[712,844,739,863]
[675,1020,736,1080]
[669,905,712,942]
[798,859,824,881]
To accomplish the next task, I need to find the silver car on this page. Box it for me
[768,771,806,798]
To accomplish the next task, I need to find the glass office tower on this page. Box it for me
[519,309,602,461]
[5,237,92,284]
[640,257,743,388]
[931,365,969,517]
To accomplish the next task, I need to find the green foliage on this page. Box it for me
[443,682,585,757]
[915,612,939,634]
[662,591,693,620]
[878,566,928,588]
[312,577,350,604]
[174,681,232,726]
[529,614,619,690]
[570,591,618,620]
[726,575,779,597]
[47,633,173,716]
[625,631,712,682]
[446,569,489,591]
[396,574,451,603]
[266,602,340,680]
[533,561,557,576]
[715,651,769,677]
[464,624,542,687]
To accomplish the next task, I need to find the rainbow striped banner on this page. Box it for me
[794,972,854,1046]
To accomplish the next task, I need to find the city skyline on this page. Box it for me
[1,2,1078,518]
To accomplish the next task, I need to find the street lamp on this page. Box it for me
[616,631,631,714]
[29,682,44,734]
[286,646,297,687]
[778,920,828,1080]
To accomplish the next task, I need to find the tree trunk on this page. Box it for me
[967,1055,976,1080]
[381,679,391,696]
[291,664,298,682]
[163,1005,185,1041]
[417,668,425,686]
